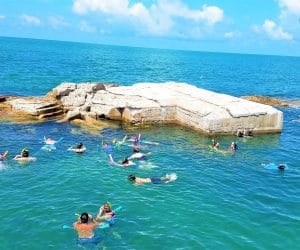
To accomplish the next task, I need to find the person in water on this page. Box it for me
[112,135,127,147]
[68,143,86,153]
[109,154,135,167]
[14,148,30,159]
[96,203,116,222]
[230,142,238,151]
[44,136,56,145]
[278,164,286,170]
[73,212,99,239]
[213,142,220,150]
[128,147,151,161]
[0,151,8,161]
[236,130,243,137]
[128,173,176,185]
[243,129,253,137]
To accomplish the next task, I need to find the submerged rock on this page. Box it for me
[241,96,289,108]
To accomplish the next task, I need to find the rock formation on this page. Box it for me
[50,82,283,135]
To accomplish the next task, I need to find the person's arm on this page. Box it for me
[108,154,114,163]
[88,214,99,226]
[122,135,127,143]
[14,154,21,160]
[96,207,104,220]
[73,221,79,229]
[2,151,8,158]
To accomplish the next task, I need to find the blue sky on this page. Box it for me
[0,0,299,56]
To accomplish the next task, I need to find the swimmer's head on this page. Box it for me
[128,174,136,182]
[278,165,285,170]
[133,147,139,153]
[122,158,129,164]
[80,212,89,224]
[103,203,111,212]
[76,143,83,149]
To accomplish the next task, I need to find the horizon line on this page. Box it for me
[1,35,298,59]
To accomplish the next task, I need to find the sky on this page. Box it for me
[0,0,299,56]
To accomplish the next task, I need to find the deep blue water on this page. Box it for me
[0,37,299,250]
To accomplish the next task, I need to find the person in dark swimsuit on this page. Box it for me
[128,173,176,186]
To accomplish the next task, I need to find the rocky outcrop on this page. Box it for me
[241,96,289,107]
[8,97,63,120]
[50,82,283,135]
[0,95,6,103]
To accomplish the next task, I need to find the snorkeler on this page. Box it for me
[44,136,56,145]
[230,142,238,151]
[13,148,36,161]
[213,142,220,150]
[112,135,127,147]
[128,173,177,186]
[128,147,151,161]
[109,154,135,167]
[102,141,114,154]
[0,151,8,161]
[96,203,116,222]
[128,133,141,144]
[68,143,86,153]
[14,148,29,159]
[73,212,99,239]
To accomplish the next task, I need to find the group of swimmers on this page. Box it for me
[236,129,254,138]
[73,202,116,242]
[102,134,176,185]
[210,139,238,152]
[0,137,87,162]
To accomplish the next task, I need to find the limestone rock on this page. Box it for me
[52,81,284,135]
[66,108,81,121]
[52,82,76,97]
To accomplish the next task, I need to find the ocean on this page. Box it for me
[0,36,299,250]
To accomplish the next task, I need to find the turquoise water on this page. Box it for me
[0,37,300,249]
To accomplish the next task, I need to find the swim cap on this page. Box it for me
[80,212,89,223]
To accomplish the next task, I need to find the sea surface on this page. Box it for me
[0,36,299,250]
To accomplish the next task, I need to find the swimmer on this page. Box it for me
[128,147,151,161]
[44,136,56,145]
[128,173,177,186]
[14,148,36,161]
[0,151,8,161]
[112,135,127,147]
[73,212,100,240]
[243,129,253,137]
[213,142,220,150]
[278,164,286,170]
[102,141,113,153]
[109,154,135,167]
[68,143,86,153]
[236,129,243,137]
[14,148,29,159]
[230,142,238,151]
[128,133,141,143]
[96,203,116,222]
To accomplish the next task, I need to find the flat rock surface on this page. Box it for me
[51,82,283,134]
